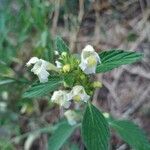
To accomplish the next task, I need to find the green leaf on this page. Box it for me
[55,36,69,53]
[109,119,150,150]
[63,73,75,87]
[48,121,77,150]
[23,76,63,98]
[82,103,110,150]
[96,50,143,73]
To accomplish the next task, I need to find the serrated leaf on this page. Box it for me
[55,36,69,53]
[109,120,150,150]
[48,121,77,150]
[82,103,110,150]
[23,76,63,98]
[96,50,143,73]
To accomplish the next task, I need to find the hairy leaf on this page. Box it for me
[23,76,63,98]
[96,50,143,73]
[82,103,110,150]
[55,36,69,53]
[48,121,77,150]
[63,73,75,87]
[110,120,150,150]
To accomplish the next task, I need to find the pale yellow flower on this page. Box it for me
[51,90,71,108]
[63,64,70,73]
[79,45,101,74]
[26,57,59,83]
[69,85,90,102]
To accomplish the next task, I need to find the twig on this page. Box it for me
[102,80,120,105]
[51,0,60,36]
[94,8,101,45]
[123,66,150,80]
[69,0,84,52]
[11,125,54,144]
[139,0,145,14]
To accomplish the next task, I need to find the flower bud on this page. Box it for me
[21,104,33,115]
[63,81,69,88]
[89,91,93,95]
[61,52,67,57]
[80,74,86,80]
[103,112,110,118]
[92,81,102,88]
[63,64,70,73]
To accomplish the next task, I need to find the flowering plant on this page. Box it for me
[24,37,149,150]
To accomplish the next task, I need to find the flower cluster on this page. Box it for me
[26,45,102,125]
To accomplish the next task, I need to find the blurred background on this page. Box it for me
[0,0,150,149]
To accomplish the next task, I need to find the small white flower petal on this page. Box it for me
[80,93,90,103]
[82,66,96,74]
[95,52,101,63]
[51,90,71,107]
[26,57,39,67]
[63,101,71,109]
[37,69,49,83]
[64,110,78,125]
[31,61,42,75]
[27,58,50,83]
[70,85,90,102]
[74,102,81,110]
[79,61,87,71]
[83,45,95,52]
[54,51,59,55]
[55,61,62,68]
[67,93,73,102]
